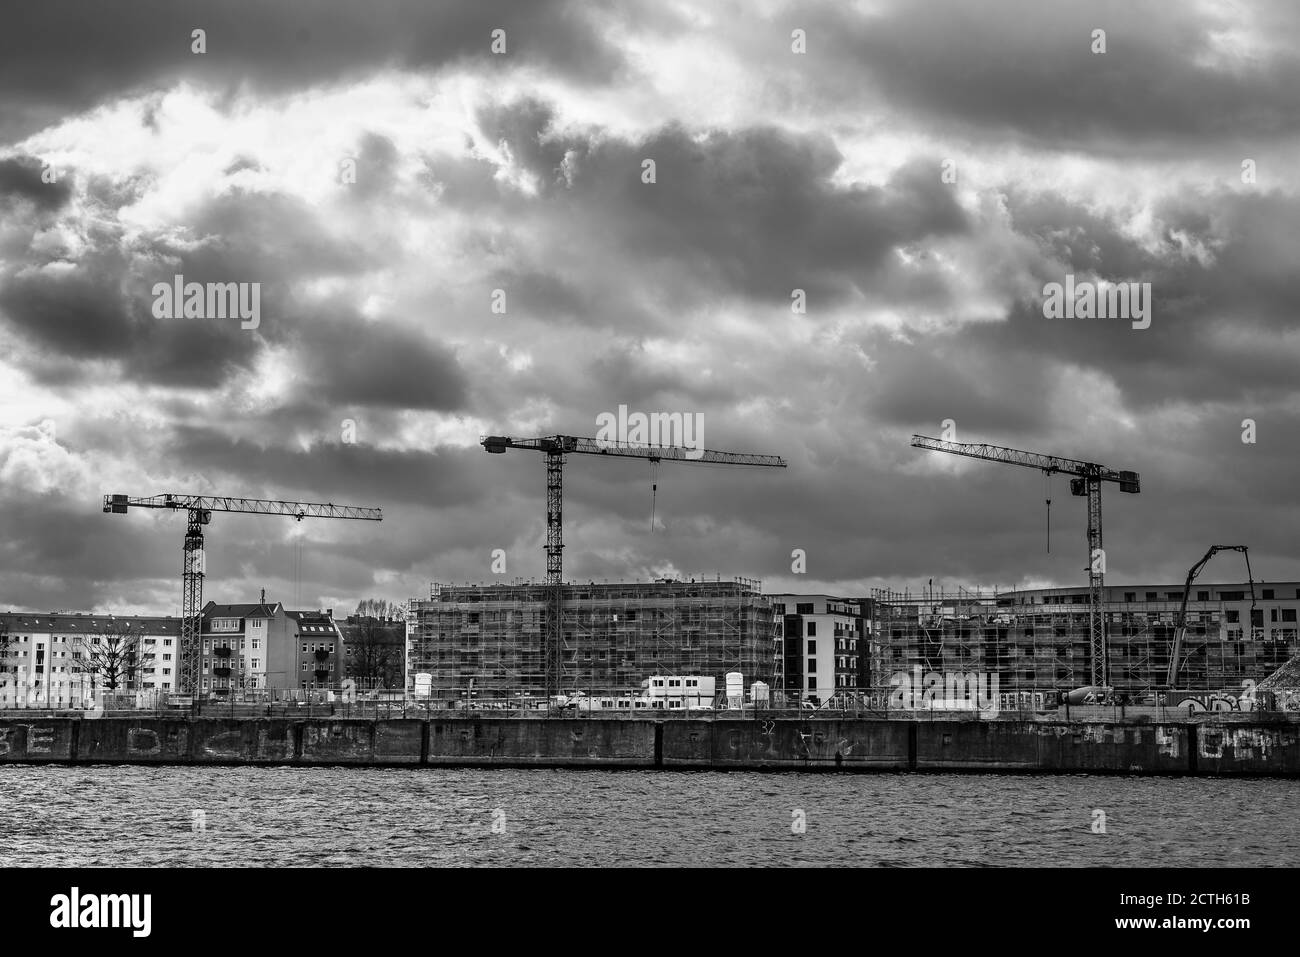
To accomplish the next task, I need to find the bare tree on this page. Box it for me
[346,616,404,688]
[75,619,154,692]
[353,598,407,619]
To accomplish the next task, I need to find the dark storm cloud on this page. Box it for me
[0,172,476,403]
[478,102,971,309]
[0,253,265,388]
[165,425,480,510]
[285,313,470,412]
[0,0,622,142]
[973,185,1300,409]
[810,0,1300,148]
[0,155,71,210]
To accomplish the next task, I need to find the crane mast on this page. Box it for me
[481,434,786,698]
[104,493,383,696]
[910,435,1140,689]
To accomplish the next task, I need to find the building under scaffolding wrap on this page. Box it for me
[406,578,780,704]
[872,582,1300,697]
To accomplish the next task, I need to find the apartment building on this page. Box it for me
[0,611,180,708]
[770,595,866,705]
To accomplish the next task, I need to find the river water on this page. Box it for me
[1,766,1296,867]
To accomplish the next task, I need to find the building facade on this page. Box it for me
[198,601,344,696]
[872,581,1300,697]
[770,595,867,705]
[0,612,181,708]
[407,578,778,704]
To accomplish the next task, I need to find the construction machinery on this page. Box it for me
[480,434,787,698]
[1166,545,1255,688]
[103,493,383,694]
[910,435,1140,688]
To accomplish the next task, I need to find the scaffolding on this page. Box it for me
[872,589,1296,696]
[407,578,777,703]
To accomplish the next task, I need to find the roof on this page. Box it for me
[0,612,181,635]
[1258,656,1300,692]
[202,601,281,620]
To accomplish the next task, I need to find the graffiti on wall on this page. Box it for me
[1172,680,1258,713]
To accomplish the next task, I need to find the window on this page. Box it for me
[806,621,817,637]
[807,639,817,654]
[796,603,814,615]
[252,639,260,650]
[807,660,816,673]
[1283,609,1297,623]
[1124,592,1135,602]
[203,640,211,652]
[162,654,171,661]
[1226,610,1240,623]
[163,669,170,676]
[251,658,260,668]
[1263,589,1275,600]
[164,639,172,646]
[1145,592,1157,602]
[1251,609,1264,627]
[807,676,816,689]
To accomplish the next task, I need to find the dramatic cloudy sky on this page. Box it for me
[1,0,1297,615]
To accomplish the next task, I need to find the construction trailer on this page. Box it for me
[406,577,780,705]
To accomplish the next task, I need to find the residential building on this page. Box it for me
[0,611,180,708]
[407,578,778,704]
[872,581,1300,695]
[199,600,344,696]
[770,595,866,705]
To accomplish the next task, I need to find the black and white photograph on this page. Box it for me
[0,0,1295,928]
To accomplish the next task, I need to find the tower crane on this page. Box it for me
[910,435,1140,688]
[481,434,787,698]
[103,493,383,695]
[1166,545,1254,688]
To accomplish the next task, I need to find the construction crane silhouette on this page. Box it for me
[1166,545,1254,688]
[481,434,787,698]
[910,435,1140,689]
[103,493,383,696]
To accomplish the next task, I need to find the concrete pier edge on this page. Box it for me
[0,717,1297,775]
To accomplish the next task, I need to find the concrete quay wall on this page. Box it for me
[1,718,1298,775]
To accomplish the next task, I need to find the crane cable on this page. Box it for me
[1045,472,1052,554]
[649,460,659,532]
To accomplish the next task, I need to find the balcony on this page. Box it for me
[213,647,233,659]
[213,666,232,678]
[313,669,331,682]
[314,649,330,662]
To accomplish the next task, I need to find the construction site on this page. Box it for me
[406,578,779,706]
[871,582,1299,702]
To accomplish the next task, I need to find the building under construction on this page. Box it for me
[406,578,779,704]
[872,582,1300,696]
